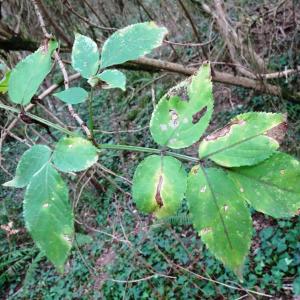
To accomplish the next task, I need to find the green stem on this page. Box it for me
[0,103,200,163]
[88,88,94,134]
[99,143,199,163]
[0,102,74,136]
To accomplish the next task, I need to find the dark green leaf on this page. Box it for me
[228,152,300,218]
[24,163,74,272]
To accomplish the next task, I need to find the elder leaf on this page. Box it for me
[54,87,88,104]
[199,112,287,167]
[52,136,98,172]
[132,155,187,218]
[3,145,51,188]
[100,22,167,68]
[186,166,252,279]
[72,33,99,79]
[150,63,213,149]
[8,40,58,105]
[228,152,300,218]
[24,163,74,272]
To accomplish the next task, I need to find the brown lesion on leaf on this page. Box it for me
[169,109,179,128]
[200,227,212,235]
[205,119,246,141]
[192,106,207,124]
[265,118,287,144]
[166,78,191,101]
[155,175,164,207]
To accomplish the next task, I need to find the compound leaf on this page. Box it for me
[199,112,286,167]
[132,155,187,218]
[52,136,98,172]
[96,69,126,91]
[186,166,252,278]
[0,70,11,94]
[72,33,99,79]
[3,145,51,188]
[24,163,74,272]
[100,22,168,68]
[150,63,213,149]
[228,152,300,218]
[54,87,88,104]
[8,40,58,105]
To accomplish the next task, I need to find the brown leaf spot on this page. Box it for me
[155,175,164,208]
[191,166,199,174]
[265,120,287,144]
[200,227,212,235]
[169,109,179,128]
[205,119,246,141]
[192,106,207,124]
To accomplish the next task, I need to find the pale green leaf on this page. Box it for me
[96,69,126,91]
[100,22,168,68]
[150,63,213,149]
[3,145,51,188]
[186,166,252,278]
[199,112,286,167]
[0,70,11,94]
[71,33,99,79]
[8,40,58,105]
[132,155,187,218]
[24,163,74,272]
[52,136,98,172]
[228,152,300,218]
[54,87,88,104]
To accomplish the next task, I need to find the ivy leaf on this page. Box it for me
[100,22,168,68]
[0,70,11,94]
[199,112,287,167]
[52,136,98,172]
[132,155,187,218]
[8,40,58,105]
[228,152,300,218]
[24,163,74,272]
[150,63,213,149]
[3,145,51,188]
[54,87,88,104]
[186,166,252,278]
[71,33,99,79]
[96,69,126,91]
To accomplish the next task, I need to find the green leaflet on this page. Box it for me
[72,33,99,79]
[0,70,11,94]
[54,87,88,104]
[132,155,187,218]
[24,163,74,272]
[52,136,98,172]
[150,63,213,149]
[228,152,300,218]
[199,112,286,167]
[100,22,168,68]
[186,166,252,278]
[8,40,58,105]
[3,145,51,188]
[96,69,126,91]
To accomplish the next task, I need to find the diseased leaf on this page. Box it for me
[228,152,300,218]
[8,40,58,105]
[186,166,252,278]
[96,69,126,91]
[52,136,98,172]
[199,112,287,167]
[132,155,187,218]
[72,33,99,79]
[150,63,213,149]
[54,87,88,104]
[24,163,74,272]
[3,145,51,188]
[100,22,168,68]
[0,70,11,94]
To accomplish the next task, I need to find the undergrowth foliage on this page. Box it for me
[2,22,300,280]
